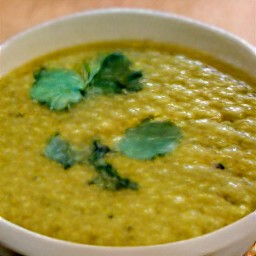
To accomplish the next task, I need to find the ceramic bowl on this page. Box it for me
[0,8,256,256]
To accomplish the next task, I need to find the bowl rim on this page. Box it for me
[1,211,256,251]
[1,8,255,51]
[0,7,256,254]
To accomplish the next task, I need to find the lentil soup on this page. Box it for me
[0,41,255,246]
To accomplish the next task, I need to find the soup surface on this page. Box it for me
[0,41,256,246]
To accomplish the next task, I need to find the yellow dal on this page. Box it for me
[0,41,256,246]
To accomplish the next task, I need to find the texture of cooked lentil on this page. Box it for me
[0,41,256,246]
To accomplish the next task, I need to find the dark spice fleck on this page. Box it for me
[15,113,24,118]
[32,176,39,181]
[126,226,133,232]
[222,194,237,205]
[107,214,114,219]
[215,163,225,170]
[8,112,25,118]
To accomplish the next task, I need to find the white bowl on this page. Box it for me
[0,8,256,256]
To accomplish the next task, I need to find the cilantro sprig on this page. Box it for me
[85,52,143,95]
[44,134,85,169]
[30,69,85,111]
[30,53,143,111]
[44,119,182,190]
[118,120,182,160]
[44,135,138,191]
[88,141,139,191]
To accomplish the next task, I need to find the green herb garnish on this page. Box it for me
[88,141,139,190]
[44,136,138,191]
[85,52,143,94]
[44,134,83,169]
[30,69,85,111]
[30,53,143,111]
[118,120,182,160]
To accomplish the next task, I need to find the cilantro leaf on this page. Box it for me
[44,134,83,169]
[88,141,139,190]
[88,140,111,166]
[30,69,85,111]
[118,120,182,160]
[85,52,143,95]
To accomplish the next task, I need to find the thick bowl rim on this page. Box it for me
[1,211,256,251]
[1,8,255,51]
